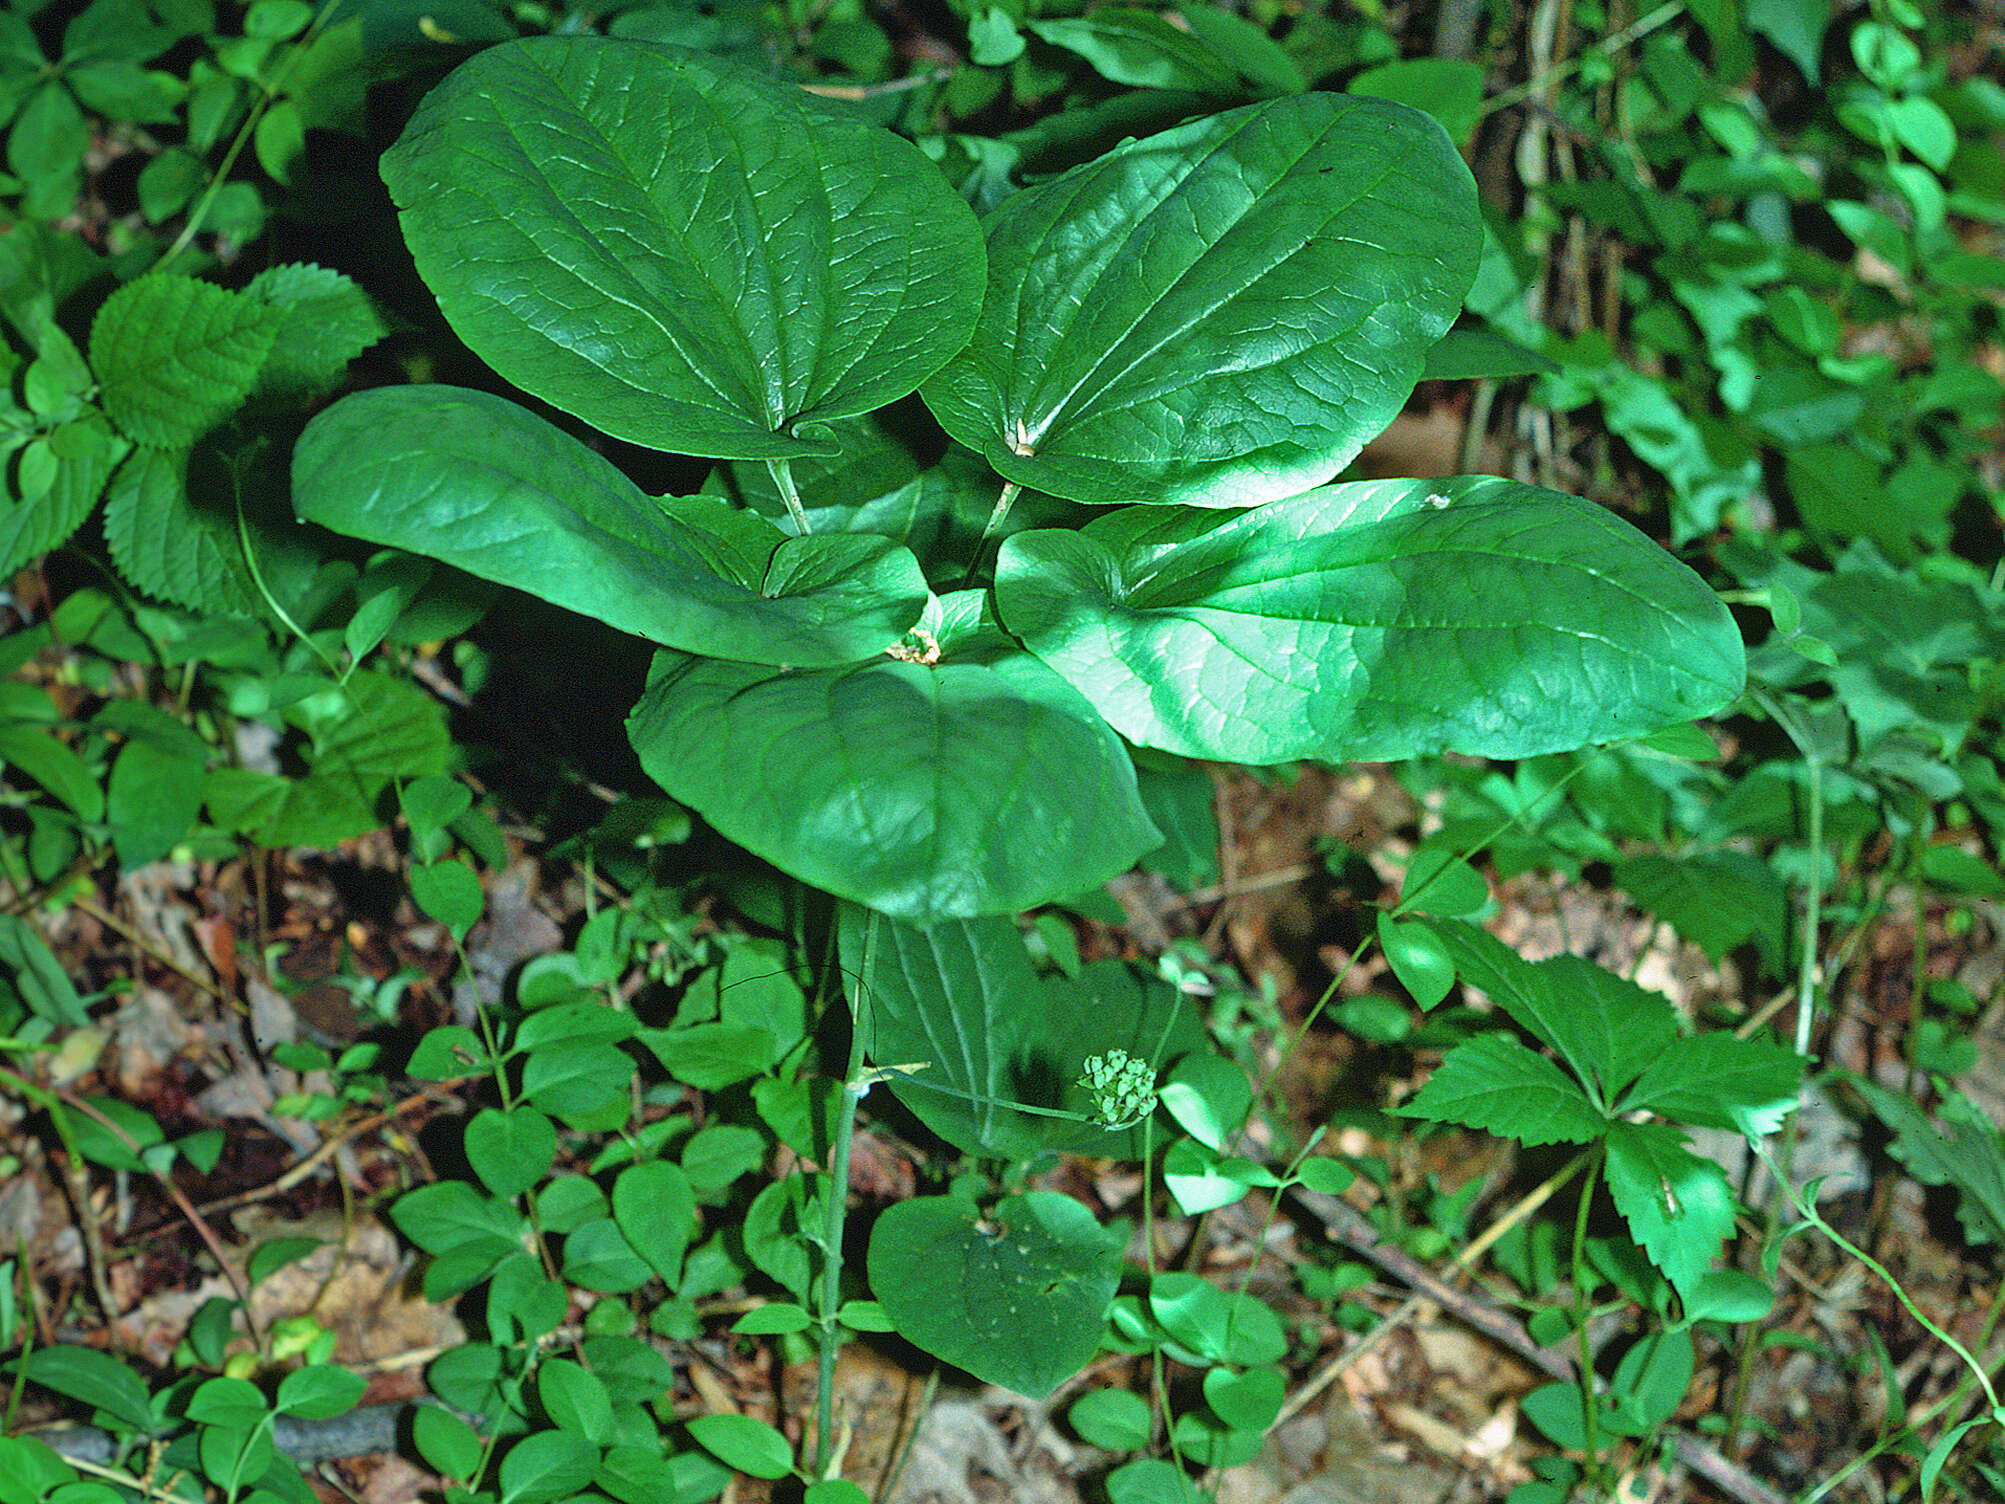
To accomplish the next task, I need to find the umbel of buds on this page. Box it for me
[1077,1049,1159,1130]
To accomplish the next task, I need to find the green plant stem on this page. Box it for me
[1761,1138,2001,1414]
[1723,709,1829,1459]
[815,911,876,1479]
[1903,785,1928,1097]
[964,480,1023,587]
[768,457,813,535]
[159,0,344,272]
[238,497,341,679]
[1481,0,1685,117]
[1569,1147,1606,1493]
[2,1241,34,1437]
[1795,750,1824,1060]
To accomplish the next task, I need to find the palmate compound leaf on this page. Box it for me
[293,386,927,667]
[626,593,1161,920]
[382,36,985,459]
[996,476,1746,765]
[921,91,1480,507]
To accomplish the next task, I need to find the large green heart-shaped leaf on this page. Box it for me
[922,93,1479,507]
[868,1191,1120,1398]
[626,597,1161,919]
[383,37,985,459]
[840,908,1206,1161]
[996,476,1746,763]
[294,386,926,667]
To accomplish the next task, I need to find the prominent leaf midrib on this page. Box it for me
[418,51,780,436]
[1021,99,1422,450]
[524,57,769,426]
[1129,524,1696,638]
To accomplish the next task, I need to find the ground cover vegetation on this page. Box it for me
[0,0,1999,1500]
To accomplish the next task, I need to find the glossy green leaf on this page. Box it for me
[923,93,1479,506]
[295,386,926,667]
[1027,8,1292,97]
[868,1191,1120,1398]
[628,598,1160,920]
[274,1364,365,1420]
[1069,1388,1153,1450]
[841,908,1205,1159]
[381,36,985,458]
[998,476,1746,763]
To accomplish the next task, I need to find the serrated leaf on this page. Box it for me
[868,1192,1120,1398]
[1400,1033,1606,1145]
[295,386,927,667]
[629,614,1160,920]
[998,477,1745,763]
[0,415,125,575]
[841,907,1206,1160]
[1853,1079,2005,1247]
[923,93,1479,507]
[1603,1122,1734,1298]
[381,36,984,458]
[1406,920,1681,1101]
[90,276,277,448]
[104,441,320,617]
[1618,1032,1802,1136]
[1614,850,1788,965]
[244,263,387,398]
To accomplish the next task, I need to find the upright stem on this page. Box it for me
[962,480,1022,587]
[1570,1149,1606,1490]
[814,912,875,1478]
[768,457,813,536]
[1795,751,1825,1059]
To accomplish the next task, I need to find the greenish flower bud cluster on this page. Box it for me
[1077,1049,1158,1130]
